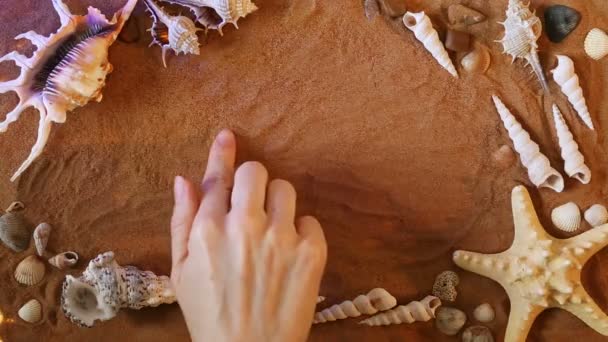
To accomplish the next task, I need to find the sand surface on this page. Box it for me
[0,0,607,341]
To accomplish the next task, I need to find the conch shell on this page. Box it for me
[359,295,441,326]
[162,0,258,34]
[61,251,176,327]
[313,288,397,324]
[0,0,137,181]
[402,11,458,78]
[143,0,202,67]
[497,0,548,91]
[492,95,564,192]
[552,104,591,184]
[551,55,593,130]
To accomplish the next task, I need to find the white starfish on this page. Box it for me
[453,185,608,342]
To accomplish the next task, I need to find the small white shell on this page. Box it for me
[584,28,608,60]
[49,251,79,269]
[461,43,491,74]
[473,303,495,322]
[33,222,52,256]
[18,299,42,323]
[14,255,45,286]
[584,204,608,227]
[551,202,581,232]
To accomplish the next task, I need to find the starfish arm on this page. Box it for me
[511,186,552,247]
[563,224,608,265]
[453,250,511,285]
[504,292,544,342]
[560,287,608,336]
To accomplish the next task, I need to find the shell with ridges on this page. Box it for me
[552,104,591,184]
[403,11,458,78]
[0,202,30,252]
[359,295,441,326]
[584,205,608,227]
[551,202,581,232]
[33,222,52,256]
[18,299,42,324]
[313,288,397,324]
[49,251,79,269]
[461,42,491,74]
[584,28,608,60]
[163,0,258,35]
[551,55,593,130]
[15,255,46,286]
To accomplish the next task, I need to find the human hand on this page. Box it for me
[170,129,327,342]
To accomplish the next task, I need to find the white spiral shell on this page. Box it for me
[49,251,79,269]
[18,299,42,324]
[584,28,608,60]
[552,104,591,184]
[584,204,608,227]
[551,55,593,130]
[313,288,397,324]
[359,295,441,326]
[33,222,51,257]
[551,202,581,232]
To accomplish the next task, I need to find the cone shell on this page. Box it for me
[49,251,79,269]
[18,299,42,324]
[584,28,608,60]
[0,210,30,252]
[551,202,581,232]
[14,255,45,286]
[584,204,608,227]
[33,222,52,256]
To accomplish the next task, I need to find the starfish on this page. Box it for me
[453,186,608,342]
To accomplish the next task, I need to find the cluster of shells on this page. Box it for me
[551,202,608,233]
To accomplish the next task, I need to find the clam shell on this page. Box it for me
[584,204,608,227]
[49,251,79,269]
[33,222,52,256]
[544,5,581,43]
[435,306,467,336]
[0,211,30,252]
[551,202,581,232]
[461,43,491,74]
[18,299,42,324]
[14,255,45,286]
[584,28,608,60]
[462,325,494,342]
[473,303,495,322]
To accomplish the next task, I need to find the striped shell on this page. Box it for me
[0,203,30,252]
[584,28,608,60]
[49,251,79,269]
[33,222,52,256]
[551,202,581,232]
[18,299,42,324]
[584,204,608,227]
[14,255,46,286]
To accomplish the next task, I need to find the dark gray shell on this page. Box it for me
[544,5,581,43]
[0,212,30,252]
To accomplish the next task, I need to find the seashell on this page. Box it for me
[544,5,580,43]
[462,325,494,342]
[435,306,467,336]
[363,0,380,21]
[61,251,176,327]
[33,223,52,256]
[492,95,564,192]
[143,0,202,68]
[445,30,471,52]
[473,303,495,322]
[552,104,591,184]
[461,43,491,74]
[403,11,458,78]
[49,251,79,269]
[447,4,486,27]
[14,255,46,286]
[584,204,608,227]
[0,0,138,181]
[359,295,441,326]
[162,0,258,35]
[317,296,326,303]
[432,270,459,302]
[492,144,516,169]
[313,288,396,324]
[497,0,548,91]
[18,299,42,324]
[584,28,608,60]
[551,202,581,232]
[0,202,30,252]
[551,55,593,130]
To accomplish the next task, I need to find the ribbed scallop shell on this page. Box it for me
[33,222,52,256]
[163,0,258,34]
[18,299,42,324]
[49,251,79,269]
[15,255,46,286]
[551,202,581,232]
[0,203,30,252]
[584,204,608,227]
[584,28,608,60]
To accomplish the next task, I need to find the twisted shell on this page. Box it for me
[551,55,593,130]
[552,104,591,184]
[359,295,441,326]
[313,288,397,324]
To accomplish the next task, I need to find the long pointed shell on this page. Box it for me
[552,104,591,184]
[551,55,593,130]
[15,255,46,286]
[402,12,458,78]
[49,251,79,269]
[551,202,581,232]
[313,288,397,324]
[359,295,441,326]
[0,211,30,252]
[584,28,608,60]
[584,204,608,227]
[163,0,258,34]
[33,223,52,256]
[492,95,564,192]
[18,299,42,324]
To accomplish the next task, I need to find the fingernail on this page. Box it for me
[174,176,185,199]
[216,129,234,147]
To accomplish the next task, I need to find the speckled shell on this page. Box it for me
[14,255,46,286]
[18,299,42,324]
[163,0,258,34]
[436,306,467,336]
[33,222,51,256]
[461,43,491,73]
[432,271,459,302]
[551,202,581,232]
[584,28,608,60]
[0,210,30,252]
[473,303,495,323]
[49,251,79,269]
[584,204,608,227]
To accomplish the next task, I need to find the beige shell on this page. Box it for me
[432,270,459,302]
[473,303,495,322]
[33,222,52,256]
[49,251,79,269]
[552,104,591,184]
[359,295,441,326]
[492,145,516,169]
[15,255,46,286]
[584,204,608,227]
[447,4,486,27]
[551,55,593,130]
[403,11,458,78]
[313,288,397,324]
[436,306,467,335]
[0,204,30,252]
[163,0,258,34]
[551,202,581,232]
[492,95,564,192]
[584,28,608,60]
[461,43,491,74]
[18,299,42,324]
[317,296,326,304]
[462,325,494,342]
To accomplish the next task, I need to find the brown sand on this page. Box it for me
[0,0,607,341]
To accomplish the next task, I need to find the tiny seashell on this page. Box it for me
[584,28,608,60]
[461,43,491,74]
[435,306,467,336]
[492,145,515,169]
[445,30,471,52]
[14,255,45,286]
[49,251,79,269]
[363,0,380,21]
[432,270,459,302]
[473,303,495,322]
[584,204,608,227]
[0,203,30,252]
[33,223,52,256]
[544,5,581,43]
[447,4,486,27]
[462,325,494,342]
[551,202,581,232]
[18,299,42,324]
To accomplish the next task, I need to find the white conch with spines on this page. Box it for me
[552,104,591,184]
[492,95,564,192]
[551,55,594,130]
[359,295,441,326]
[163,0,258,35]
[402,11,458,78]
[313,288,397,324]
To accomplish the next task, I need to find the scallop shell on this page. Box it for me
[18,299,42,324]
[544,5,580,43]
[162,0,258,35]
[473,303,495,323]
[461,43,491,73]
[551,202,581,232]
[462,325,494,342]
[49,251,79,269]
[15,255,46,286]
[0,0,138,181]
[0,203,30,252]
[584,204,608,227]
[435,306,467,336]
[584,28,608,60]
[33,222,52,256]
